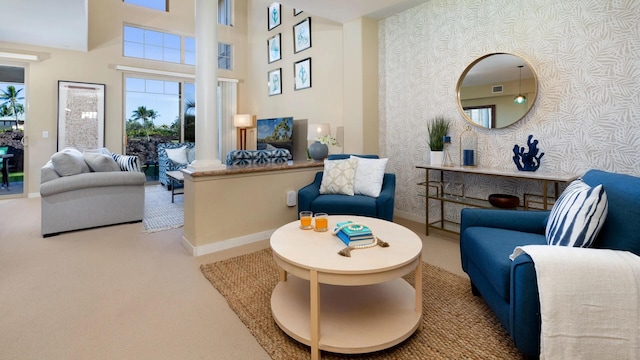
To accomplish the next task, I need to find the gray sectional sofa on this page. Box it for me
[40,147,146,237]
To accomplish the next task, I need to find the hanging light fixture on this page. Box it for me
[514,65,527,105]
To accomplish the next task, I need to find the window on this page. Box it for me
[124,25,181,63]
[184,37,196,66]
[464,105,496,128]
[218,43,232,70]
[218,0,232,26]
[183,37,233,70]
[123,0,167,12]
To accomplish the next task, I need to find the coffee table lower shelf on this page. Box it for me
[271,275,421,355]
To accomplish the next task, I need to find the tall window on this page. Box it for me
[123,0,167,12]
[183,37,233,70]
[123,25,181,63]
[218,43,232,70]
[184,37,196,66]
[125,77,181,142]
[218,0,232,26]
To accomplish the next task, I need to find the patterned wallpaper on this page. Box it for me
[379,0,640,221]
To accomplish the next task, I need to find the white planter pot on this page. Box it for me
[430,151,443,166]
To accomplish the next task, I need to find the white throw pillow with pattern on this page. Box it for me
[319,158,357,195]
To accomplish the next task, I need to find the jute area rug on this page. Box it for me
[143,184,184,233]
[201,248,523,359]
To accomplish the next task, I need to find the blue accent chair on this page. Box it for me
[459,169,640,357]
[158,142,195,188]
[297,154,396,221]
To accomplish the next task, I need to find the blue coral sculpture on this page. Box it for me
[513,134,545,171]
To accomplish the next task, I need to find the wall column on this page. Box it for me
[343,17,379,155]
[190,0,224,169]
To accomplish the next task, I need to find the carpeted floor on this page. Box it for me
[143,184,184,232]
[201,248,523,360]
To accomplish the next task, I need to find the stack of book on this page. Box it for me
[334,221,376,246]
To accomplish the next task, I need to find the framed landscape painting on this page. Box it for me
[268,2,281,31]
[268,68,282,96]
[57,80,105,151]
[268,33,281,63]
[294,58,311,90]
[293,17,312,53]
[256,117,293,152]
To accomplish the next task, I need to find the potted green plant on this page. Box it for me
[427,116,450,165]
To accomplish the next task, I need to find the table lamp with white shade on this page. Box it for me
[307,123,331,160]
[234,114,252,150]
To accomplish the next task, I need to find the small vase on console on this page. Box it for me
[430,151,443,166]
[308,141,328,161]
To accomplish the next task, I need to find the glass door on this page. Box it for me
[0,65,26,197]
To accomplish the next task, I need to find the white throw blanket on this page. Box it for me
[511,245,640,360]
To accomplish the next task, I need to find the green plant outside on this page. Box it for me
[427,116,450,151]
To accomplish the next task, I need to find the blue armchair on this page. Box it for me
[459,169,640,357]
[158,142,195,188]
[297,154,396,221]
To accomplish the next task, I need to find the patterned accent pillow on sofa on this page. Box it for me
[319,158,357,196]
[545,179,608,247]
[112,153,141,172]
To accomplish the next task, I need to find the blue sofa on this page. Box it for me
[297,154,396,221]
[460,169,640,357]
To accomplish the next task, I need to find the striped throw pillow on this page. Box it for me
[111,153,141,172]
[545,179,608,247]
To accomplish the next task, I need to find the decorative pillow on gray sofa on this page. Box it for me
[51,148,90,176]
[112,153,141,172]
[84,152,121,172]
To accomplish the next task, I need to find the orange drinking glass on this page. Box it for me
[314,213,329,232]
[299,211,313,230]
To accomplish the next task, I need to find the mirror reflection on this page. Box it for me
[457,53,537,129]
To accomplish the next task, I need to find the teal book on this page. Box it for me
[336,231,375,247]
[335,221,372,238]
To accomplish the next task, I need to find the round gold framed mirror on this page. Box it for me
[456,53,538,129]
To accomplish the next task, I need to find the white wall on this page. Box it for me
[379,0,640,220]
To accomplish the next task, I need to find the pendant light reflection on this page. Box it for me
[513,65,527,105]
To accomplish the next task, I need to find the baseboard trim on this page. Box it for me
[182,229,276,256]
[394,210,425,224]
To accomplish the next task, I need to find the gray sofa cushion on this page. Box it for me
[84,152,121,172]
[51,148,90,176]
[40,171,146,197]
[41,161,61,184]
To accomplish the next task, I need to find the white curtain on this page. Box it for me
[218,80,237,161]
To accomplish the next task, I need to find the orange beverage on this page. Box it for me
[301,216,312,227]
[314,213,329,232]
[300,211,313,229]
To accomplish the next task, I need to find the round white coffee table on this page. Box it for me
[270,215,423,360]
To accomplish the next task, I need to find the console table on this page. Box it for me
[416,164,578,235]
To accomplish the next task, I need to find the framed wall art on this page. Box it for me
[294,8,303,16]
[268,33,281,63]
[294,58,312,91]
[268,68,282,96]
[293,17,312,53]
[268,2,281,31]
[57,80,105,151]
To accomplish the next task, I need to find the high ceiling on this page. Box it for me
[0,0,88,51]
[0,0,427,52]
